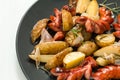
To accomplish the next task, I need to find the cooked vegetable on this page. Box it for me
[115,59,120,65]
[72,16,79,25]
[77,41,97,56]
[45,47,73,70]
[62,9,73,31]
[81,28,92,41]
[40,55,54,63]
[29,47,40,69]
[94,42,120,57]
[29,54,54,63]
[29,41,68,67]
[31,18,49,43]
[65,25,84,47]
[63,52,85,69]
[95,34,115,47]
[96,52,116,66]
[40,28,53,43]
[36,41,68,55]
[96,52,120,66]
[76,0,90,13]
[96,57,109,66]
[86,0,99,20]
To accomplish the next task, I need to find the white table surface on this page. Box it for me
[0,0,37,80]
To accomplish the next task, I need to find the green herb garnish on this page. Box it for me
[71,29,81,37]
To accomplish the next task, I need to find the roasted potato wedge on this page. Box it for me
[62,9,73,31]
[94,42,120,57]
[31,18,49,43]
[63,52,85,69]
[29,54,54,63]
[78,41,97,56]
[95,34,115,47]
[45,47,73,70]
[35,41,68,55]
[76,0,90,13]
[86,0,99,20]
[96,57,110,66]
[40,55,54,63]
[29,40,68,68]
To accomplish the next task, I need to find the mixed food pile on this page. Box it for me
[28,0,120,80]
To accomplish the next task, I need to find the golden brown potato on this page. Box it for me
[29,54,54,67]
[76,0,90,13]
[45,47,73,70]
[77,41,97,56]
[62,9,73,31]
[29,41,69,69]
[29,41,68,69]
[93,42,120,57]
[86,0,99,20]
[36,41,69,55]
[65,25,84,47]
[95,34,115,47]
[40,55,54,63]
[96,57,110,66]
[63,52,85,69]
[31,18,49,43]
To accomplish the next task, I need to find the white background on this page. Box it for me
[0,0,37,80]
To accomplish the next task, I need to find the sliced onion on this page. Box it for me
[40,28,53,43]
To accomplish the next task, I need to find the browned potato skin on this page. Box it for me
[86,0,99,20]
[65,25,84,47]
[45,47,73,70]
[96,57,110,66]
[62,9,73,31]
[94,42,120,57]
[77,41,97,56]
[36,41,69,55]
[31,18,49,43]
[95,34,115,47]
[76,0,90,13]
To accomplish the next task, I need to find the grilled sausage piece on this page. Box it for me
[92,65,120,80]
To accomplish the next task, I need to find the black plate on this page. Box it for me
[16,0,120,80]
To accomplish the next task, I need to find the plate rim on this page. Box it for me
[15,1,39,80]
